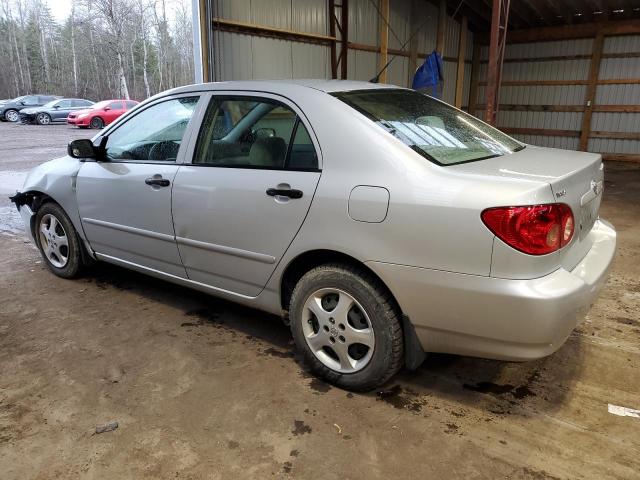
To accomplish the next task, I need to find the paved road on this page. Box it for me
[0,121,639,478]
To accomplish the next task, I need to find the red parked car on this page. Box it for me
[67,99,139,129]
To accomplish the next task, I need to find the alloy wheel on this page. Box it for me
[38,213,69,268]
[37,113,51,125]
[302,288,375,373]
[5,110,18,122]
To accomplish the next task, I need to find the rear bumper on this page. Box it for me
[367,219,616,361]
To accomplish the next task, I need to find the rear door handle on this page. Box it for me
[145,176,170,187]
[266,188,303,199]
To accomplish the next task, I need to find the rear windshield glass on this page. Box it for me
[332,89,524,166]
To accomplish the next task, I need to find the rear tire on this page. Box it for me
[90,117,104,129]
[36,113,51,125]
[289,263,404,392]
[35,203,83,279]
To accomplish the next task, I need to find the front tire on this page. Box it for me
[36,113,51,125]
[5,109,19,122]
[90,117,104,129]
[290,264,404,391]
[35,203,83,278]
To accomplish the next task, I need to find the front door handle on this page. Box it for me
[145,176,170,187]
[266,188,303,199]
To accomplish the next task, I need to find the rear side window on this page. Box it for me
[193,96,318,170]
[333,89,524,166]
[74,99,93,107]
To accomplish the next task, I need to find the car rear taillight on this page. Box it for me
[481,203,574,255]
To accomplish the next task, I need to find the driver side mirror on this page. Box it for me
[68,138,105,160]
[53,105,60,109]
[104,106,111,111]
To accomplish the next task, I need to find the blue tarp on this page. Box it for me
[412,50,444,98]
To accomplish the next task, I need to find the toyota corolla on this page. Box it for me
[10,80,616,391]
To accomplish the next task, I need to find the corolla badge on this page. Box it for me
[555,189,567,198]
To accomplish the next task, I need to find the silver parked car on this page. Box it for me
[10,80,616,391]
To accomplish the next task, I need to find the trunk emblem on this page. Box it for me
[555,189,566,198]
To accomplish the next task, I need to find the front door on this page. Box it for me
[51,99,72,121]
[77,95,201,277]
[104,101,125,124]
[172,94,321,297]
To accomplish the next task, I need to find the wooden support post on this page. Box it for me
[329,0,348,79]
[341,0,349,79]
[378,0,389,83]
[455,16,468,108]
[468,42,481,116]
[436,0,446,55]
[200,0,210,82]
[329,0,337,79]
[579,31,604,151]
[485,0,510,125]
[407,0,419,87]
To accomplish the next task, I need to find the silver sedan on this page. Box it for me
[10,80,616,391]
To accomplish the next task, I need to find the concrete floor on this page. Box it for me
[1,123,639,479]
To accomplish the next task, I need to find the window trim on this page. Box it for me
[185,91,322,171]
[98,94,203,165]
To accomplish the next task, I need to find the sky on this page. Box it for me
[47,0,72,23]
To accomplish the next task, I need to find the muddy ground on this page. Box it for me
[1,122,639,479]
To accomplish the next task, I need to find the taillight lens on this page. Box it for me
[481,204,574,255]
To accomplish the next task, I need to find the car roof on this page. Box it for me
[162,79,403,97]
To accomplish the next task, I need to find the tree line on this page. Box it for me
[0,0,194,102]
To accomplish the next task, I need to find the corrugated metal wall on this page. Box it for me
[211,0,473,106]
[591,35,640,155]
[475,35,640,156]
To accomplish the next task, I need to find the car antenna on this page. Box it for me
[369,13,444,84]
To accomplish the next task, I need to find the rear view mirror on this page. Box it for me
[254,128,276,139]
[68,139,98,159]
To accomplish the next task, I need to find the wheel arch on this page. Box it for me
[13,190,95,264]
[280,249,426,370]
[90,115,104,127]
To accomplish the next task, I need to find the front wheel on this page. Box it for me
[35,203,83,278]
[90,117,104,129]
[36,113,51,125]
[289,264,404,391]
[5,109,19,122]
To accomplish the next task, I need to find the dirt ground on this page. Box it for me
[1,122,639,479]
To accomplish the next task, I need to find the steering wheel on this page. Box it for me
[148,141,178,161]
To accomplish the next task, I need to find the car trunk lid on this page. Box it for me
[450,145,604,274]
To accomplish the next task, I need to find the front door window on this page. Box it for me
[104,97,199,162]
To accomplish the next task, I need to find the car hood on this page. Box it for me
[20,107,38,114]
[72,109,92,116]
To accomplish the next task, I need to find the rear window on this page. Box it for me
[332,89,524,166]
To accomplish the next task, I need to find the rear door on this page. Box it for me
[172,93,322,297]
[77,94,201,276]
